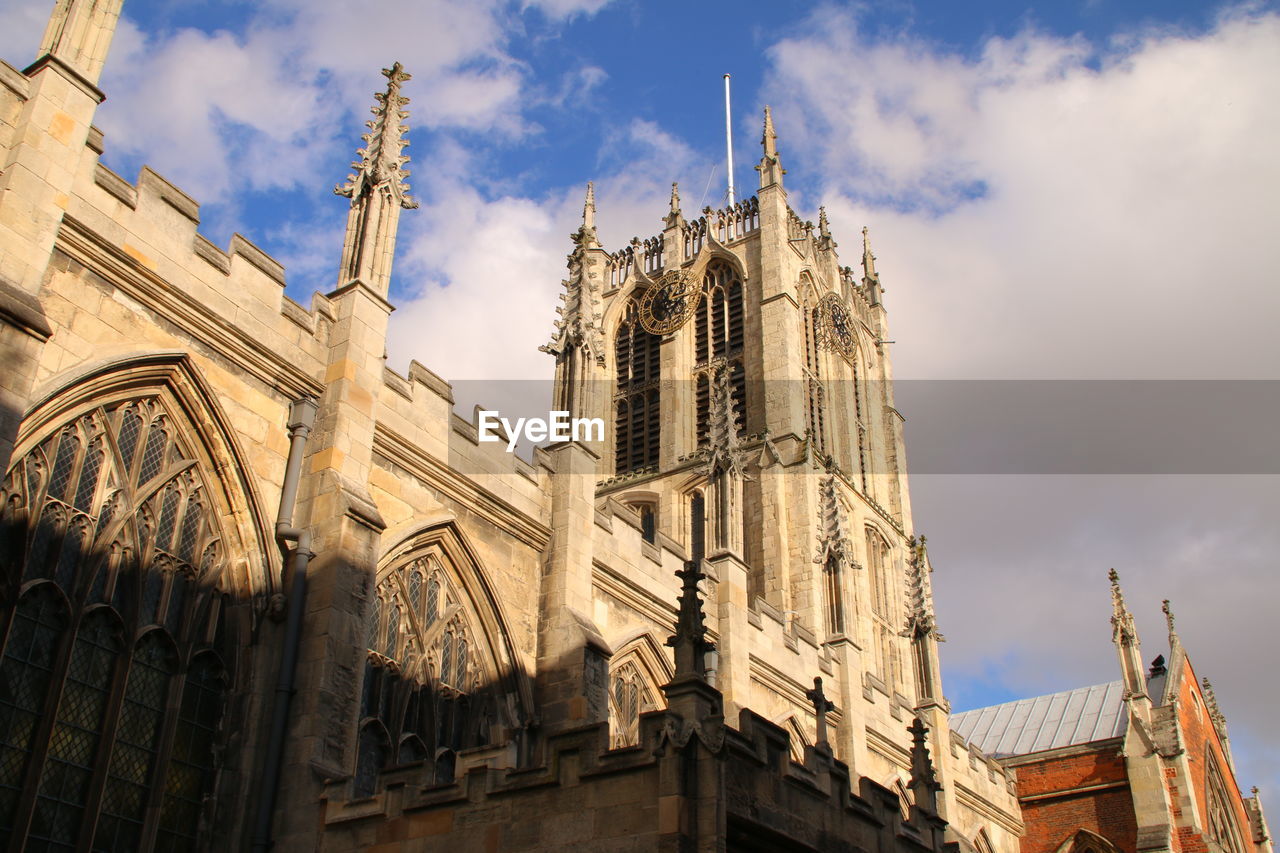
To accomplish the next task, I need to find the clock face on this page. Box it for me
[819,292,857,357]
[639,269,701,335]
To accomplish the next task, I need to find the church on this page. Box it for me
[0,2,1268,851]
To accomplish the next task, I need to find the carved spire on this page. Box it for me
[1110,568,1136,645]
[1202,677,1227,730]
[35,0,125,86]
[862,226,883,306]
[703,364,744,478]
[667,560,715,680]
[1162,598,1183,654]
[664,181,683,229]
[756,106,786,188]
[334,63,418,295]
[814,474,852,568]
[907,717,942,815]
[817,206,836,251]
[902,535,944,641]
[541,183,606,365]
[1109,569,1149,702]
[806,677,836,750]
[583,181,598,238]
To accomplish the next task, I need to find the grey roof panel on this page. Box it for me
[950,681,1128,758]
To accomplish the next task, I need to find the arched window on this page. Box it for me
[802,279,828,458]
[359,554,499,791]
[1205,752,1246,853]
[614,297,662,474]
[608,661,656,748]
[0,396,233,850]
[824,554,845,636]
[694,261,746,445]
[866,528,899,687]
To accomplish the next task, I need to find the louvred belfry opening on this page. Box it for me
[614,296,661,474]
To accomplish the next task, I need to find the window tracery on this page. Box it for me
[358,554,498,794]
[866,528,900,687]
[608,661,655,748]
[1206,751,1245,853]
[0,395,232,850]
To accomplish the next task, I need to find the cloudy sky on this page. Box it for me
[2,0,1276,800]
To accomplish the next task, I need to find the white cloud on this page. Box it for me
[763,7,1280,380]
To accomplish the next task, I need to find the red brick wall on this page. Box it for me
[1011,745,1138,853]
[1173,660,1252,853]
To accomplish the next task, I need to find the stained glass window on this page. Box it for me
[2,396,233,850]
[97,631,177,850]
[155,653,226,851]
[28,609,123,852]
[0,586,68,833]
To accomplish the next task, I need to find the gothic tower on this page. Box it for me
[543,109,961,804]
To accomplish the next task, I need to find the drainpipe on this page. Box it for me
[251,396,317,853]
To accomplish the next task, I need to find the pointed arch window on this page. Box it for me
[359,555,500,791]
[694,261,746,445]
[801,278,828,458]
[866,528,900,687]
[0,395,235,850]
[1205,751,1245,853]
[608,661,656,748]
[615,297,662,474]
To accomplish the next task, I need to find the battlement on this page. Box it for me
[319,703,954,853]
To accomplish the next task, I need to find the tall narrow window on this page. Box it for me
[803,294,827,457]
[0,586,69,833]
[866,529,897,686]
[614,297,662,474]
[694,261,746,444]
[824,554,845,636]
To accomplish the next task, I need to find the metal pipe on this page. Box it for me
[251,396,317,853]
[723,73,736,206]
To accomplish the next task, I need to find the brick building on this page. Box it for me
[952,574,1272,853]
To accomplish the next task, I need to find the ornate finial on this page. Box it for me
[664,182,683,229]
[1162,598,1178,639]
[814,474,852,568]
[806,677,836,750]
[902,535,944,642]
[861,226,883,305]
[755,106,785,188]
[667,560,715,679]
[583,181,596,231]
[703,364,744,478]
[334,63,418,293]
[907,717,941,814]
[1202,677,1227,729]
[336,63,418,210]
[541,183,605,363]
[1110,569,1136,646]
[816,207,836,251]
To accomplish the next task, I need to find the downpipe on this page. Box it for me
[251,396,317,853]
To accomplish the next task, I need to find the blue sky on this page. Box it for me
[2,0,1277,801]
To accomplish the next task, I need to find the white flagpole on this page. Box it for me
[724,74,736,206]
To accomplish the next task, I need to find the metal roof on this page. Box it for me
[950,681,1127,757]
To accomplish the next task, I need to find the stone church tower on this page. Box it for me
[0,1,1042,849]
